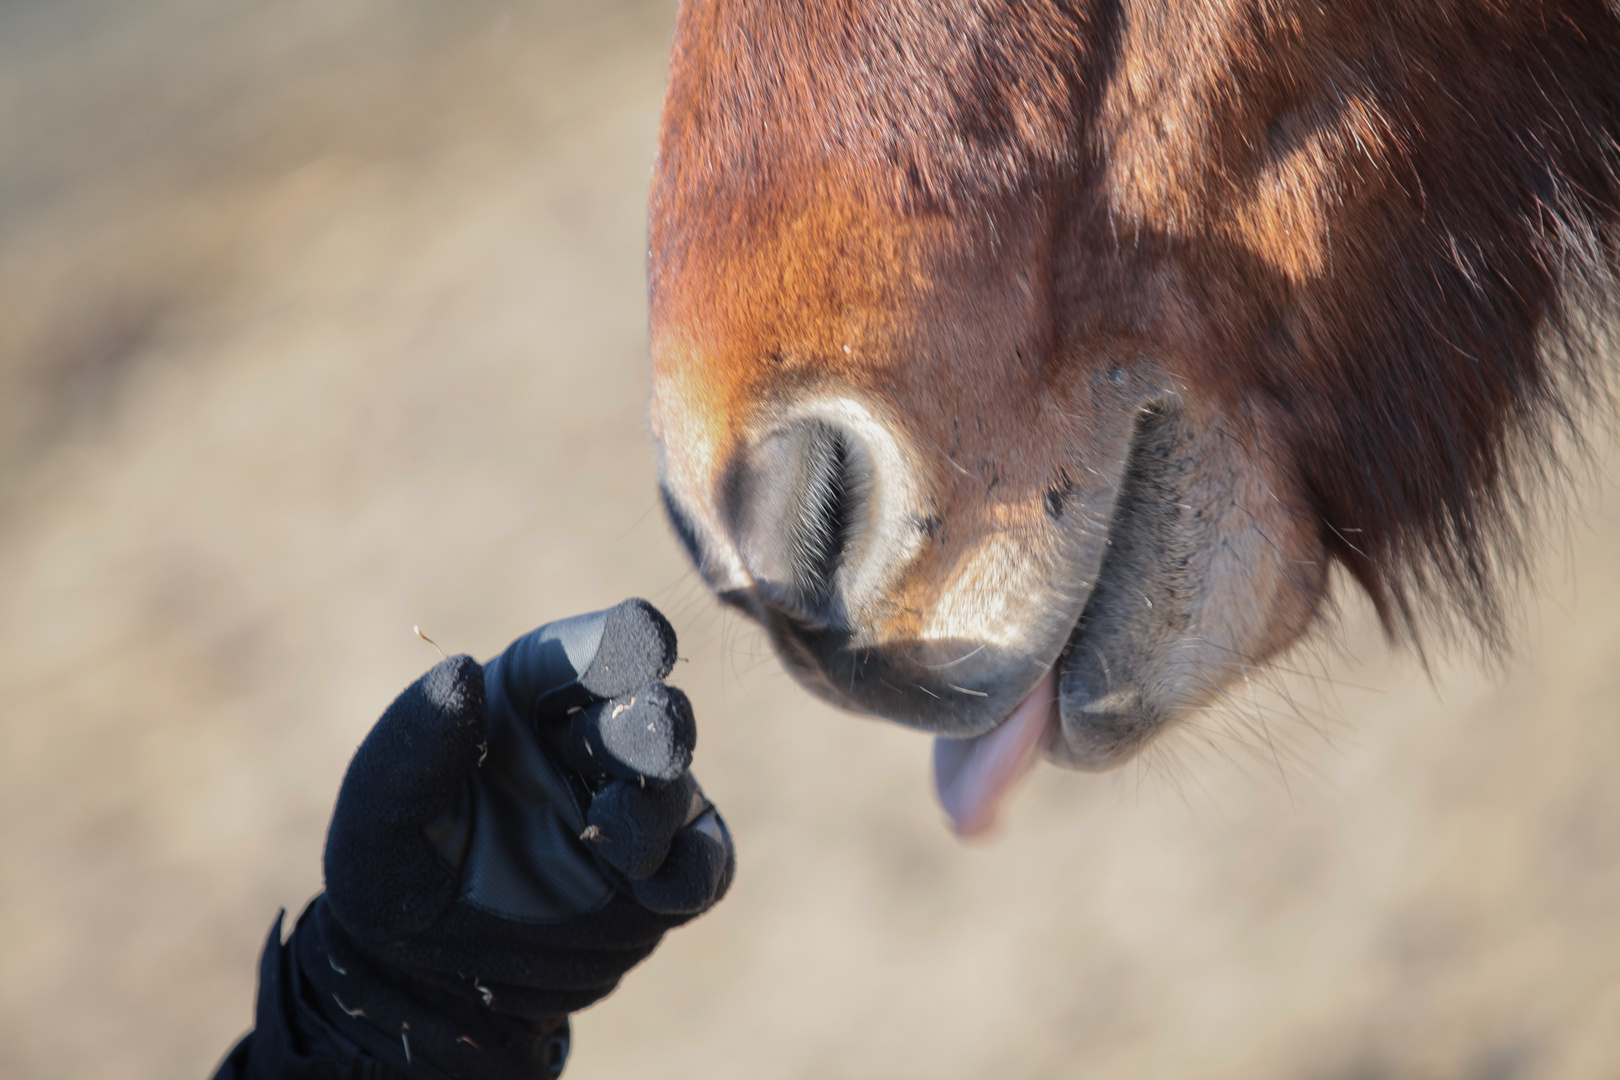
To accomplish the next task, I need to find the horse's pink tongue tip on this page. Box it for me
[932,668,1058,838]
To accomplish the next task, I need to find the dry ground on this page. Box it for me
[1,3,1617,1078]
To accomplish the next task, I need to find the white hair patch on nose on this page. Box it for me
[921,531,1058,648]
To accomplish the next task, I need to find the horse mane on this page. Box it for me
[654,0,1620,650]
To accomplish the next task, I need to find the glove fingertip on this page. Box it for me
[362,654,489,777]
[586,775,695,880]
[578,599,677,699]
[415,655,488,768]
[422,653,486,722]
[572,683,695,785]
[629,809,734,916]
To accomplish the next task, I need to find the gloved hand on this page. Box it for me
[250,600,733,1080]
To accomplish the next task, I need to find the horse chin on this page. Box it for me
[1048,628,1167,774]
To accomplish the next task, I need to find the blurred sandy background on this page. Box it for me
[0,2,1617,1078]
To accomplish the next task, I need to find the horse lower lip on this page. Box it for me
[931,667,1059,837]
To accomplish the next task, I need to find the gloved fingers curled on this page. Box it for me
[563,683,696,786]
[583,773,698,879]
[627,802,735,916]
[324,654,487,942]
[306,601,739,1080]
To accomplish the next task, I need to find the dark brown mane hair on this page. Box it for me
[652,0,1620,651]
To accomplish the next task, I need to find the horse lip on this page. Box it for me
[1044,401,1188,772]
[752,607,1056,736]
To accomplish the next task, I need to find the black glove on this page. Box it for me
[217,600,734,1080]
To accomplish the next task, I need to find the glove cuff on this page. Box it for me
[297,898,571,1080]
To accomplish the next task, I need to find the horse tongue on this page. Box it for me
[932,668,1058,837]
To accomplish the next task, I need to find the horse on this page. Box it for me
[644,0,1620,833]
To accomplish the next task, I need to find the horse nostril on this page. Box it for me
[795,425,859,590]
[725,420,870,611]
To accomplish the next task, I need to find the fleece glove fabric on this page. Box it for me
[212,600,734,1080]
